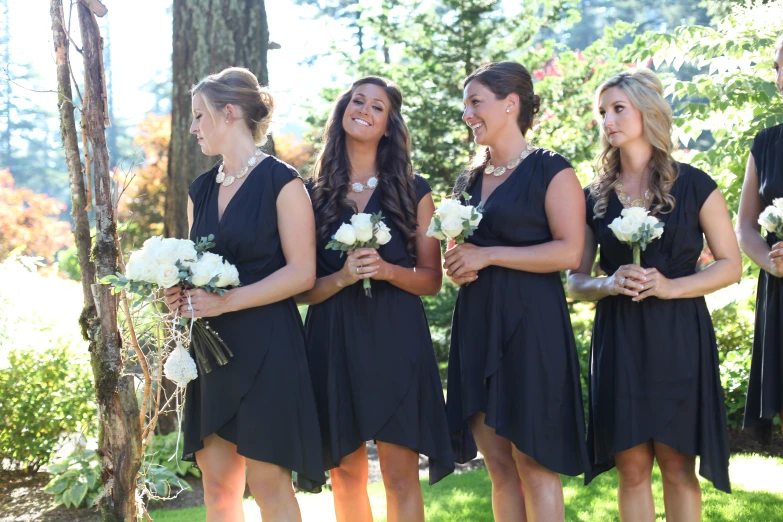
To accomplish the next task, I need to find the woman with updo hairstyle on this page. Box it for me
[163,66,325,520]
[443,61,589,521]
[737,34,783,444]
[297,76,453,522]
[568,68,740,520]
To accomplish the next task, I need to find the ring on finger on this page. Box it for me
[618,276,626,286]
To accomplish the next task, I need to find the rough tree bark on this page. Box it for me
[164,0,272,240]
[50,1,142,519]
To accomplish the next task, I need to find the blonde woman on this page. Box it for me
[164,67,324,521]
[737,34,783,443]
[567,69,741,521]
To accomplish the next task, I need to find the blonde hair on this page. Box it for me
[191,67,274,145]
[588,68,678,219]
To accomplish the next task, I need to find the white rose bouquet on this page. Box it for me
[758,198,783,239]
[326,211,392,297]
[426,192,484,244]
[608,207,664,266]
[102,235,241,381]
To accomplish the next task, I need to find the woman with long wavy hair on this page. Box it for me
[737,34,783,445]
[296,76,453,522]
[444,61,589,522]
[567,68,741,521]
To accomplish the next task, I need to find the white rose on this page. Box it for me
[608,216,636,243]
[215,261,240,288]
[156,263,181,289]
[759,207,780,234]
[435,199,462,221]
[773,198,783,214]
[333,223,357,245]
[645,216,664,240]
[374,221,392,245]
[350,213,374,242]
[426,218,446,240]
[126,250,157,283]
[619,207,648,229]
[459,205,474,221]
[174,239,198,267]
[190,252,224,287]
[157,238,182,265]
[441,214,465,239]
[141,236,163,258]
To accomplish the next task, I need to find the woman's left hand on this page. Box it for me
[178,288,229,318]
[366,249,395,281]
[443,243,488,278]
[632,268,678,302]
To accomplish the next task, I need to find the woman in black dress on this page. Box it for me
[297,76,453,522]
[737,35,783,443]
[164,67,324,521]
[443,61,589,522]
[567,68,741,521]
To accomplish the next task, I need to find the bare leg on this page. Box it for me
[195,434,247,522]
[330,444,372,522]
[469,413,527,522]
[654,441,701,522]
[245,458,301,522]
[377,442,424,522]
[615,441,655,522]
[511,447,564,522]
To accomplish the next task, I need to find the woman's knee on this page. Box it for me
[246,462,293,507]
[331,461,368,493]
[657,452,696,486]
[202,475,245,509]
[512,451,558,490]
[483,450,521,488]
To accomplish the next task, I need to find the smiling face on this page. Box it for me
[775,46,783,98]
[462,80,517,146]
[190,92,222,156]
[598,86,645,149]
[341,83,390,145]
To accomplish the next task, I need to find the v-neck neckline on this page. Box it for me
[215,156,271,225]
[477,150,536,205]
[351,186,379,215]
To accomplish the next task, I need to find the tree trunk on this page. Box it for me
[164,0,271,240]
[76,2,141,520]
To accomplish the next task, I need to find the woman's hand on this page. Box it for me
[365,249,395,281]
[443,243,489,278]
[632,268,679,302]
[768,241,783,278]
[337,248,379,288]
[178,288,229,318]
[163,286,184,312]
[449,270,479,286]
[602,264,647,298]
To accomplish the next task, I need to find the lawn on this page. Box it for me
[148,453,783,521]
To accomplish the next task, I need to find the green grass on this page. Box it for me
[148,454,783,521]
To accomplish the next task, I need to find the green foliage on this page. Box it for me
[625,0,783,216]
[422,279,458,363]
[0,346,95,472]
[43,447,101,509]
[139,462,191,501]
[143,432,201,479]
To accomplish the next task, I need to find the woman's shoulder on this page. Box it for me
[675,162,718,207]
[413,174,432,202]
[534,147,573,175]
[188,161,221,200]
[263,155,304,196]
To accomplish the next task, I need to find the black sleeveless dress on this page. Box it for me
[744,123,783,443]
[304,175,454,484]
[584,163,730,493]
[445,149,590,477]
[182,156,325,491]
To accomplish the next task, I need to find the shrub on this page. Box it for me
[43,447,101,509]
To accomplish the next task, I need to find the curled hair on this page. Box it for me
[191,67,274,145]
[453,62,541,197]
[310,76,419,258]
[588,68,679,219]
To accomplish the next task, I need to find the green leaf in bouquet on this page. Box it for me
[98,274,120,286]
[462,191,472,202]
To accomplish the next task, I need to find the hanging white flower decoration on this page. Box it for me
[164,341,198,386]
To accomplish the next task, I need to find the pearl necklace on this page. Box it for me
[350,176,378,193]
[215,148,263,187]
[484,143,536,177]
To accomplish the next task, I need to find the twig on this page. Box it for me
[121,289,151,431]
[0,74,58,94]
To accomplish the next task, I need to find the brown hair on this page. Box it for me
[191,67,274,145]
[454,62,541,196]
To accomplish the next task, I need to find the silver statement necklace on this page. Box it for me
[350,175,378,193]
[215,148,264,187]
[484,143,536,177]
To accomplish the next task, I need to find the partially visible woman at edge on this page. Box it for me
[737,34,783,443]
[443,61,590,522]
[163,67,325,522]
[296,76,454,522]
[567,68,740,522]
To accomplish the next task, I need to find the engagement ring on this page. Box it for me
[618,277,626,286]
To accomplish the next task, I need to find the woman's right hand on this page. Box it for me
[768,241,783,278]
[603,264,647,297]
[337,248,379,288]
[163,286,184,312]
